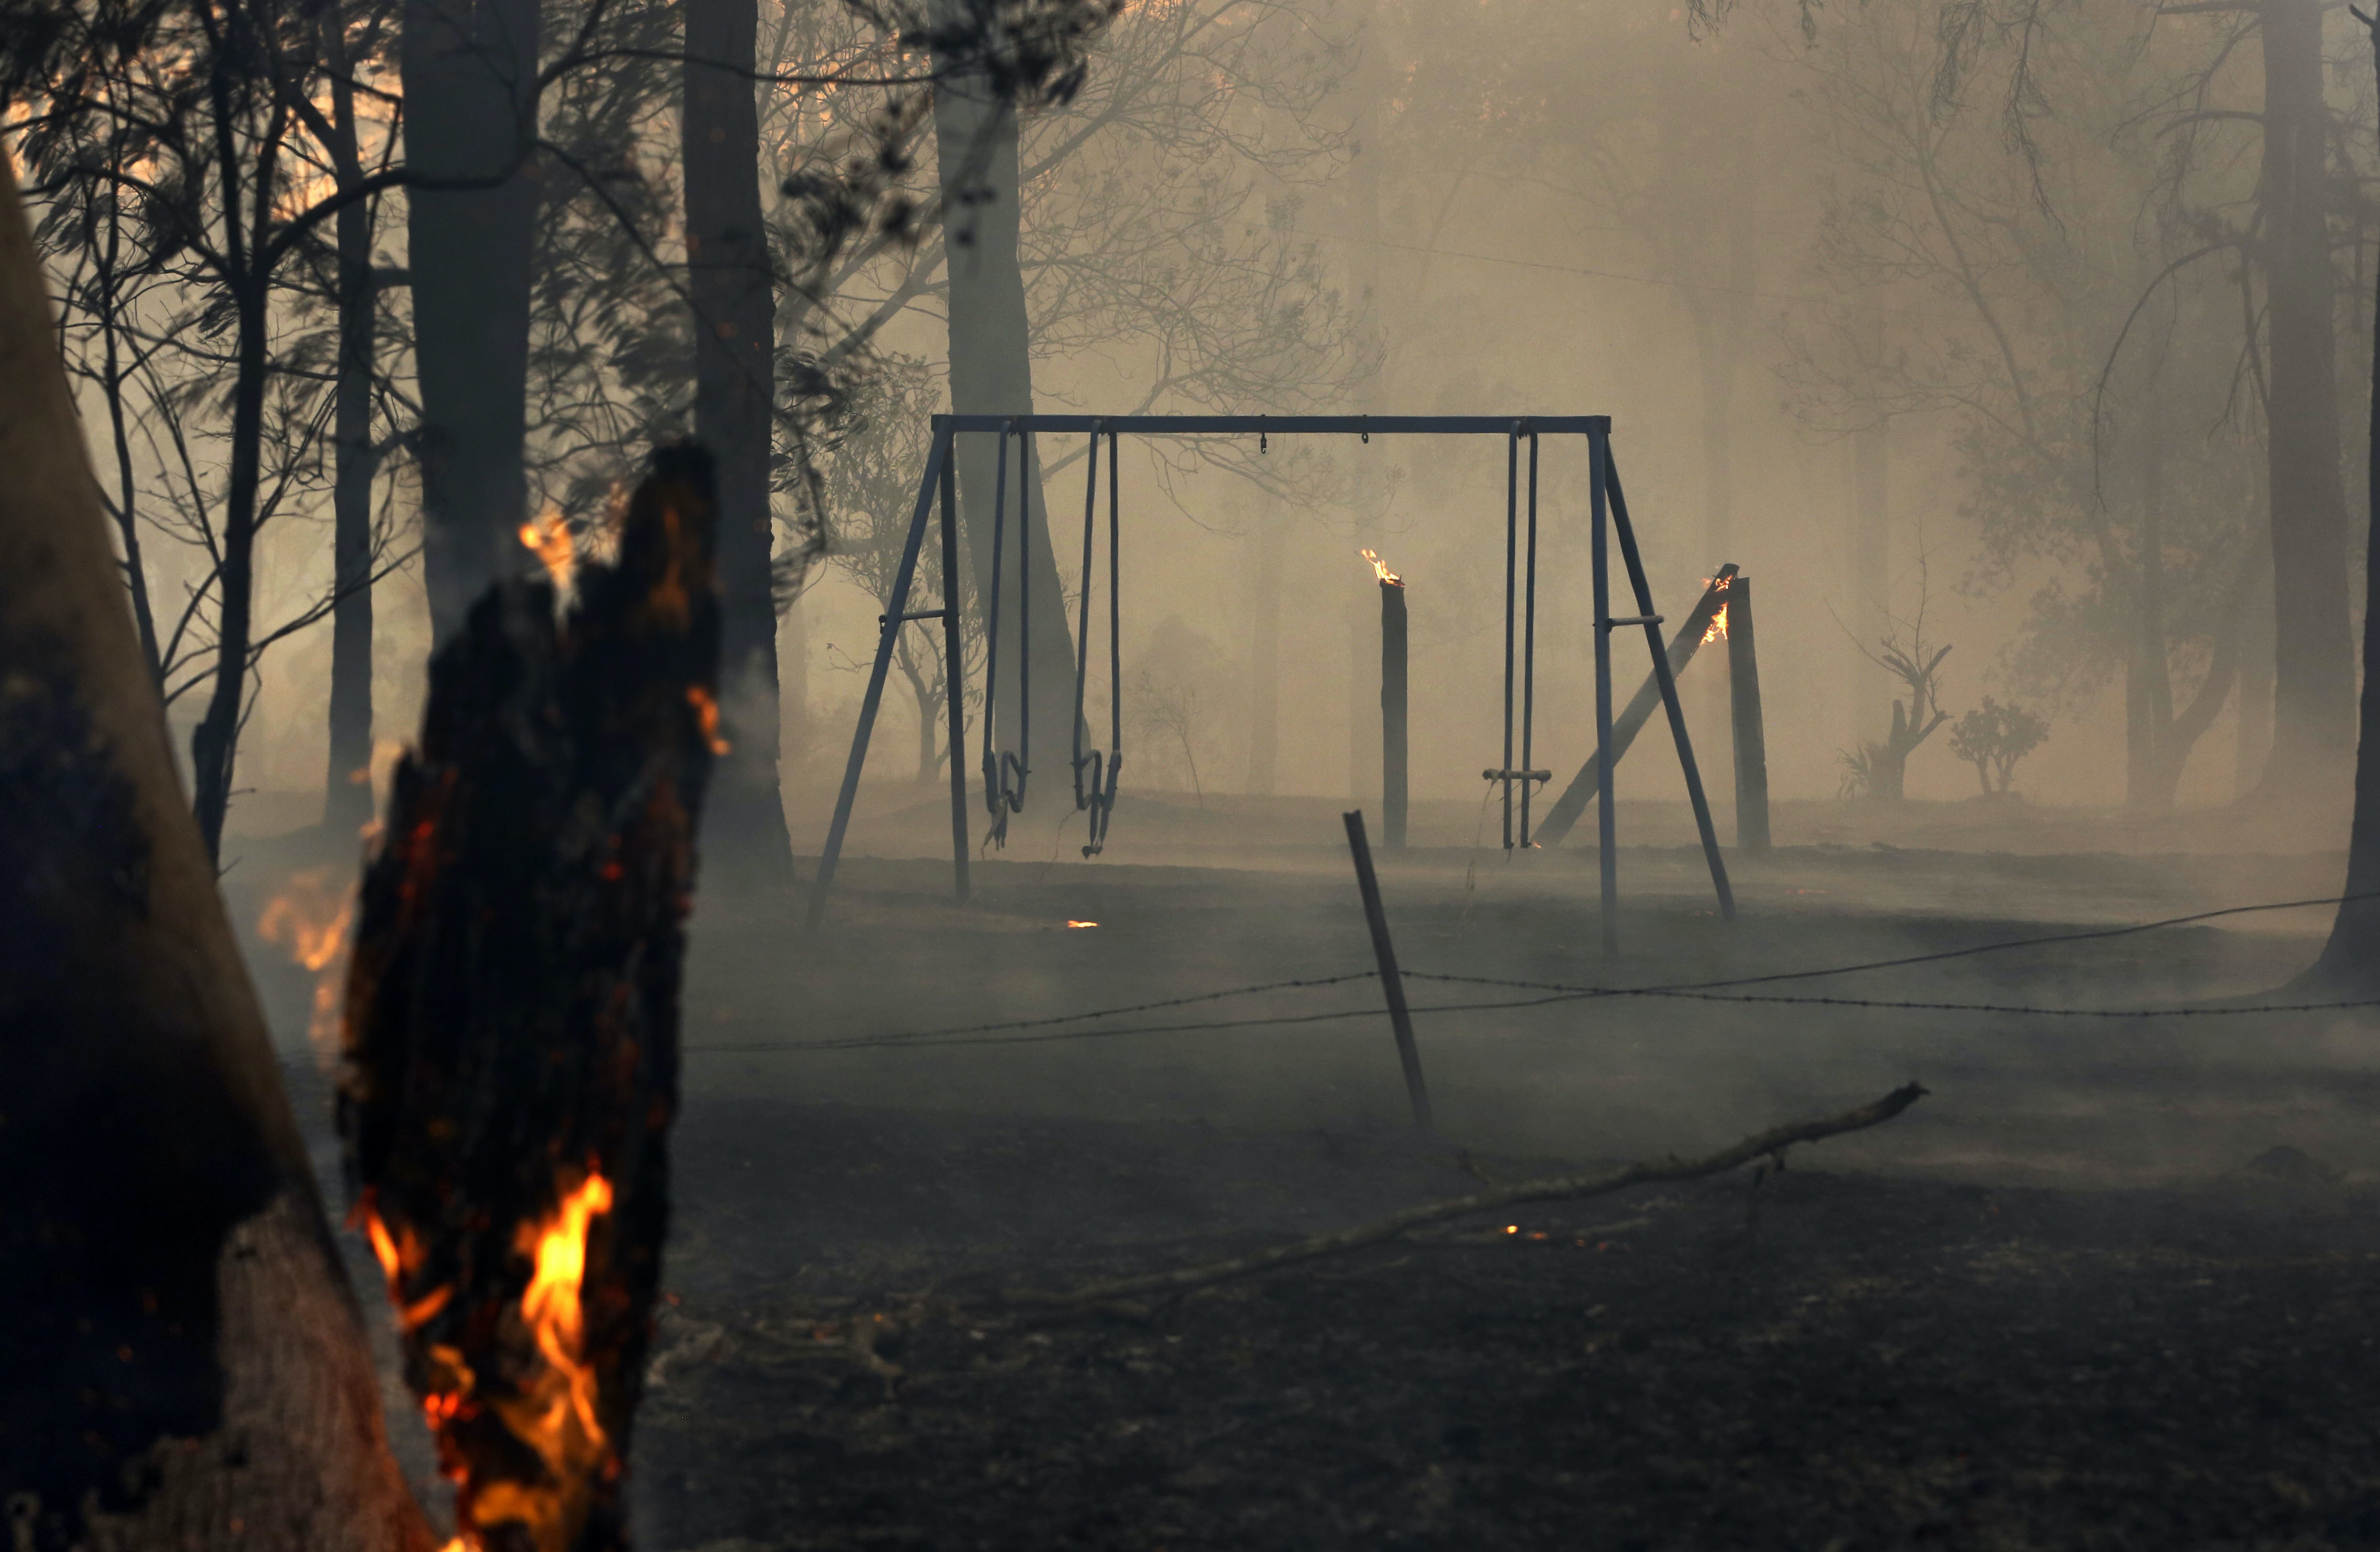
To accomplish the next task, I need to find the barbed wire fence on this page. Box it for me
[684,891,2380,1058]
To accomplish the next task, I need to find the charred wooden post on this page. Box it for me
[1535,564,1738,848]
[1343,809,1433,1131]
[1727,576,1771,853]
[339,446,722,1552]
[1370,552,1409,849]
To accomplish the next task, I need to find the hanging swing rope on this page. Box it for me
[978,424,1033,849]
[1071,425,1125,856]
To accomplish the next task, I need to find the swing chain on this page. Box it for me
[979,421,1032,849]
[1072,425,1124,856]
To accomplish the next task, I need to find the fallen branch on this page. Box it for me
[1004,1084,1928,1309]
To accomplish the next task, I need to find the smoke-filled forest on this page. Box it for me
[18,0,2380,1544]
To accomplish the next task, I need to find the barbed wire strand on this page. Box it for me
[684,889,2380,1057]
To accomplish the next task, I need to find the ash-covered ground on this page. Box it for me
[240,792,2380,1549]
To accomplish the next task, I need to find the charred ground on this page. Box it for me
[245,795,2380,1548]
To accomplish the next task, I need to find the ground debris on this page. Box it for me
[636,1113,2380,1550]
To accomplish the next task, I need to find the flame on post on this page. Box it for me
[520,507,576,595]
[362,1171,617,1552]
[686,685,731,755]
[1702,602,1730,646]
[1360,547,1403,587]
[257,866,352,1065]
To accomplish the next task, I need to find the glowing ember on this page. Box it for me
[257,866,351,1065]
[686,685,731,755]
[1360,547,1403,586]
[519,508,576,594]
[1066,920,1099,929]
[1701,602,1730,646]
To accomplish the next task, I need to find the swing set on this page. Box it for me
[802,414,1735,951]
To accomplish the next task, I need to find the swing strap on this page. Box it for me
[1071,425,1124,857]
[978,424,1032,848]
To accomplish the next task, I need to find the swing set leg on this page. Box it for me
[806,426,953,931]
[1606,453,1736,922]
[939,443,970,905]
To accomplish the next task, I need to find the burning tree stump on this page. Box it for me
[339,448,722,1552]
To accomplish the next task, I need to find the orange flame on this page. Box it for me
[519,508,576,594]
[258,867,352,1065]
[380,1170,616,1552]
[686,686,731,755]
[1066,920,1099,929]
[1360,547,1403,586]
[1702,602,1730,646]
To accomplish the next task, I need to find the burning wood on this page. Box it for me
[339,446,722,1552]
[1700,571,1733,646]
[1364,549,1409,848]
[257,865,355,1066]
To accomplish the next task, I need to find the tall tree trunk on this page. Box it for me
[1343,0,1385,806]
[189,274,267,863]
[2259,0,2356,790]
[782,589,809,781]
[685,0,792,883]
[324,26,378,838]
[2129,392,2177,809]
[2238,534,2277,795]
[2309,10,2380,988]
[901,649,940,782]
[932,31,1079,776]
[1851,295,1890,746]
[1687,213,1754,806]
[0,151,433,1552]
[404,0,540,644]
[1243,500,1283,796]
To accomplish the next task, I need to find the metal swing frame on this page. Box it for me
[801,414,1735,949]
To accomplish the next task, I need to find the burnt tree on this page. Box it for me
[340,446,721,1551]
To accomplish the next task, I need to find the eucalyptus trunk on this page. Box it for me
[685,0,791,882]
[932,29,1078,775]
[2257,0,2356,790]
[2309,10,2380,989]
[404,0,540,644]
[0,151,432,1551]
[323,25,378,838]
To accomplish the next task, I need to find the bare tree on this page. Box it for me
[1778,0,2265,809]
[1839,561,1953,800]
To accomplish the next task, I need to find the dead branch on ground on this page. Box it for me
[1004,1084,1928,1311]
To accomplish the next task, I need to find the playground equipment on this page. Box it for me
[803,414,1735,952]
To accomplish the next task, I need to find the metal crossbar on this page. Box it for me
[801,412,1731,947]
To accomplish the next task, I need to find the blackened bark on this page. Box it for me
[404,0,540,644]
[341,448,719,1549]
[2258,0,2356,785]
[325,23,378,837]
[684,0,790,881]
[933,42,1078,765]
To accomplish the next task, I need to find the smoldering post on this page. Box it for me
[1382,571,1408,850]
[1726,574,1770,852]
[1366,548,1408,849]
